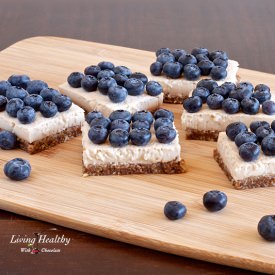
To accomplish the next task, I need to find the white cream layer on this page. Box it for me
[217,132,275,181]
[0,104,85,143]
[82,121,181,166]
[59,83,163,117]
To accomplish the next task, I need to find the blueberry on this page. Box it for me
[85,111,103,124]
[197,79,218,93]
[154,117,173,131]
[235,131,257,147]
[98,77,117,95]
[67,72,84,88]
[109,129,129,147]
[262,100,275,115]
[237,82,254,93]
[222,98,240,114]
[113,74,128,86]
[109,119,130,132]
[113,66,132,77]
[229,87,252,102]
[192,87,210,103]
[183,64,201,80]
[97,69,115,80]
[250,121,270,133]
[124,78,144,96]
[272,121,275,132]
[108,85,128,103]
[210,66,227,81]
[171,49,186,60]
[191,47,209,57]
[0,95,8,111]
[0,130,17,150]
[258,215,275,241]
[5,98,24,117]
[162,62,182,79]
[154,108,174,122]
[84,65,101,77]
[203,190,227,212]
[109,110,132,123]
[178,54,197,67]
[146,81,163,96]
[220,82,236,94]
[261,136,275,156]
[164,201,187,220]
[8,75,30,89]
[206,93,224,110]
[209,50,228,61]
[156,47,171,57]
[4,158,31,181]
[40,88,60,101]
[26,80,48,94]
[88,125,108,144]
[213,58,228,68]
[89,117,111,129]
[241,97,260,115]
[255,126,274,143]
[252,89,271,104]
[239,142,260,162]
[97,61,115,71]
[81,75,98,92]
[39,101,58,118]
[17,106,36,124]
[156,125,176,144]
[129,72,148,85]
[150,62,163,76]
[198,60,214,75]
[226,122,248,141]
[212,86,229,98]
[183,96,202,113]
[157,53,175,65]
[255,84,270,93]
[0,80,11,96]
[52,94,72,112]
[130,128,151,146]
[132,120,150,130]
[6,86,28,100]
[195,54,210,62]
[132,111,154,125]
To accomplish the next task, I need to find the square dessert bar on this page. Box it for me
[82,109,185,176]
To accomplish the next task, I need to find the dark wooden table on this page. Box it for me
[0,0,274,274]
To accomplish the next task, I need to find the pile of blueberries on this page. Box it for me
[150,47,229,81]
[86,109,176,147]
[226,120,275,161]
[183,79,275,115]
[67,61,163,103]
[0,75,72,124]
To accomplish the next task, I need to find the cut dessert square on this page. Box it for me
[82,109,185,176]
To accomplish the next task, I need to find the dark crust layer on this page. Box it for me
[213,149,275,190]
[164,94,187,104]
[83,159,186,176]
[185,128,220,141]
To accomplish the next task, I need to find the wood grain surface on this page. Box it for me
[0,37,274,273]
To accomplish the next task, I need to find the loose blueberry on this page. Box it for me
[220,82,236,94]
[239,142,260,162]
[26,80,48,94]
[255,126,274,143]
[262,100,275,115]
[191,47,209,57]
[98,77,117,95]
[39,101,58,118]
[40,88,60,101]
[258,215,275,241]
[6,86,28,100]
[52,94,72,112]
[132,120,150,130]
[132,110,154,125]
[154,108,174,122]
[88,125,108,144]
[90,117,111,129]
[150,62,163,76]
[171,49,186,60]
[252,89,271,104]
[67,72,84,88]
[8,75,30,89]
[203,190,227,212]
[178,54,197,67]
[109,119,130,132]
[130,128,151,146]
[109,110,132,123]
[86,111,103,124]
[113,74,129,86]
[183,96,202,113]
[164,201,187,220]
[0,95,8,111]
[209,50,228,61]
[0,130,17,150]
[81,75,98,92]
[156,125,176,144]
[206,93,224,110]
[146,81,163,96]
[237,82,254,93]
[235,131,257,147]
[97,69,115,80]
[261,136,275,156]
[250,121,270,133]
[0,80,11,96]
[124,78,144,96]
[272,121,275,132]
[212,86,229,98]
[157,53,175,65]
[108,85,128,103]
[113,66,132,77]
[84,65,101,77]
[210,66,227,81]
[229,87,252,102]
[109,129,129,147]
[222,98,240,114]
[97,61,115,71]
[213,58,228,68]
[4,158,31,181]
[162,62,182,79]
[198,60,214,75]
[17,106,36,124]
[5,98,24,117]
[154,117,173,131]
[129,72,148,85]
[184,64,201,80]
[156,47,171,57]
[197,79,218,93]
[241,97,260,115]
[226,122,248,141]
[192,87,210,103]
[195,54,210,62]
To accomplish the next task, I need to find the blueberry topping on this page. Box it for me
[89,117,111,131]
[132,110,154,125]
[155,125,176,144]
[52,94,72,112]
[130,128,151,146]
[235,131,257,147]
[241,97,260,115]
[98,77,117,95]
[0,130,17,150]
[6,86,28,100]
[85,111,103,124]
[109,119,130,132]
[193,87,211,104]
[272,121,275,132]
[39,101,58,118]
[88,125,108,144]
[156,53,175,65]
[84,65,101,77]
[226,122,248,141]
[210,66,227,81]
[146,81,163,96]
[258,215,275,241]
[154,108,174,122]
[171,49,186,60]
[213,58,228,68]
[195,54,210,62]
[183,96,202,113]
[154,117,173,130]
[220,82,236,93]
[4,158,31,181]
[261,136,275,156]
[209,50,228,61]
[124,78,144,96]
[67,72,84,88]
[17,106,36,124]
[109,129,129,147]
[222,98,240,114]
[113,66,132,77]
[162,62,182,79]
[203,190,227,212]
[129,72,148,85]
[239,142,260,162]
[255,84,270,93]
[178,54,197,67]
[206,93,224,110]
[40,88,60,101]
[108,85,128,103]
[156,47,171,57]
[212,86,229,98]
[26,80,48,94]
[252,88,271,104]
[197,79,218,93]
[255,126,274,143]
[250,121,270,133]
[132,120,150,130]
[262,100,275,115]
[113,74,129,86]
[8,74,30,89]
[0,80,11,96]
[164,201,187,220]
[6,98,24,117]
[229,87,252,102]
[109,110,132,123]
[198,60,214,75]
[97,69,115,80]
[191,47,209,57]
[81,75,98,92]
[97,61,115,71]
[237,82,254,93]
[150,62,163,76]
[0,95,8,111]
[183,64,201,80]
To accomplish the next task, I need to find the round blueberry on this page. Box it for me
[241,97,260,115]
[109,129,129,147]
[0,95,8,111]
[203,190,227,212]
[6,86,28,100]
[226,122,248,141]
[90,117,111,130]
[155,125,176,144]
[98,77,117,95]
[26,80,48,95]
[84,65,101,77]
[146,81,163,96]
[109,110,132,123]
[97,61,115,71]
[6,98,24,117]
[195,54,210,63]
[130,128,151,146]
[132,111,154,125]
[178,54,197,67]
[113,66,132,77]
[171,49,186,60]
[237,82,254,93]
[81,75,98,92]
[0,130,17,150]
[154,117,173,131]
[4,158,31,181]
[261,136,275,156]
[150,62,163,76]
[192,87,210,103]
[113,74,128,86]
[213,58,228,68]
[88,125,108,144]
[40,88,60,101]
[39,101,58,118]
[8,74,30,89]
[250,121,270,133]
[157,53,175,65]
[198,60,214,75]
[108,85,128,103]
[212,86,229,98]
[252,89,271,104]
[258,215,275,241]
[206,93,224,110]
[197,79,218,93]
[220,82,236,94]
[97,69,115,80]
[255,126,274,143]
[183,96,202,113]
[272,121,275,132]
[154,108,174,122]
[124,78,144,96]
[191,47,209,57]
[209,50,228,61]
[109,119,130,132]
[183,64,201,80]
[229,87,252,102]
[156,47,171,57]
[52,94,72,112]
[222,98,240,114]
[164,201,187,220]
[17,106,36,124]
[0,80,12,96]
[239,142,260,162]
[67,72,84,88]
[162,62,182,79]
[262,100,275,115]
[132,120,150,130]
[235,131,257,147]
[255,84,270,93]
[86,111,103,124]
[210,66,227,81]
[129,72,148,85]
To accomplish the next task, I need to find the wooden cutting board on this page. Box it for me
[0,36,275,273]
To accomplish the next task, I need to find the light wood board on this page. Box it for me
[0,36,275,273]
